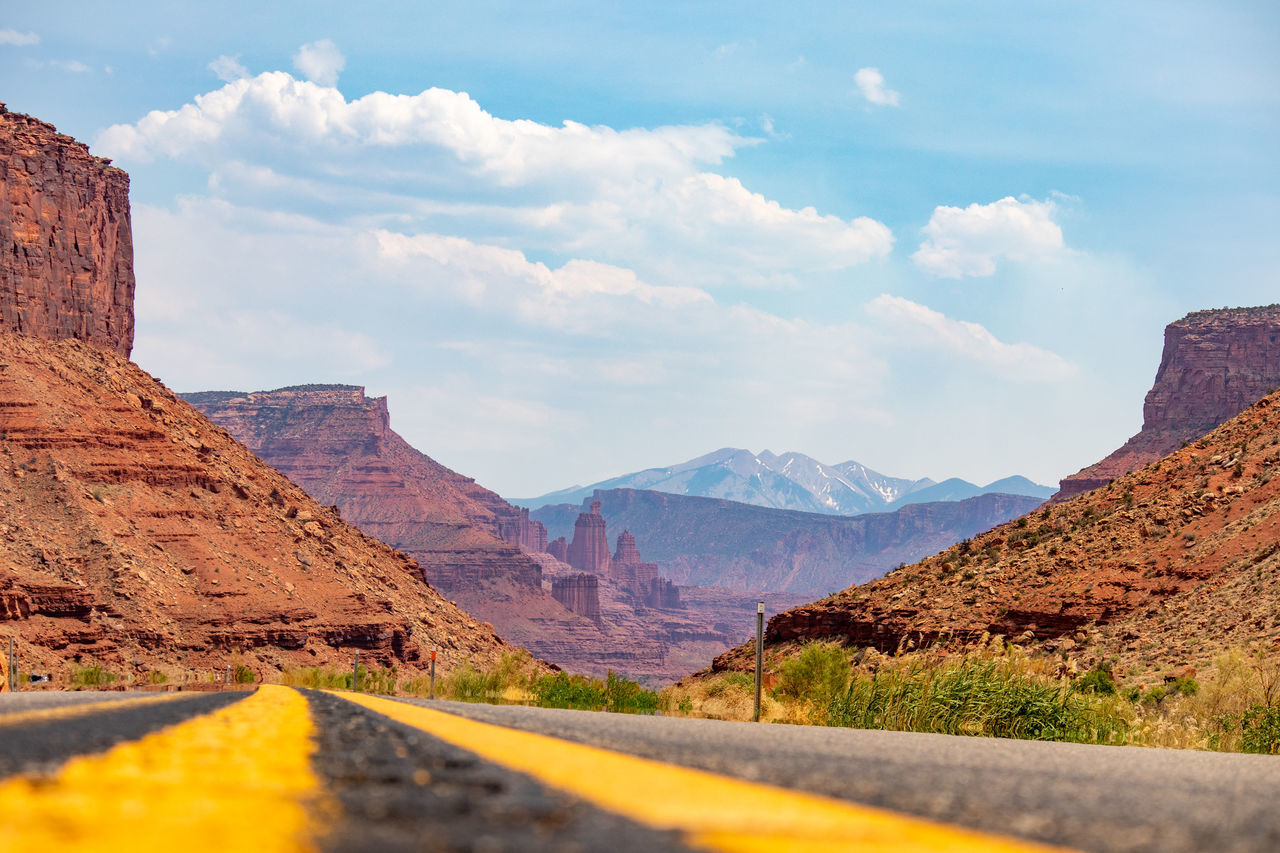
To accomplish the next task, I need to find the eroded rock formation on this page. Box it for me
[1057,305,1280,500]
[551,574,601,623]
[0,106,134,357]
[567,500,612,573]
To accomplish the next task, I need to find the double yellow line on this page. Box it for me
[0,686,1067,852]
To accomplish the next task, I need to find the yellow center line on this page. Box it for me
[0,685,323,853]
[333,692,1073,853]
[0,691,195,728]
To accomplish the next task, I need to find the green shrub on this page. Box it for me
[1240,705,1280,754]
[70,664,116,688]
[146,670,169,684]
[773,641,850,707]
[604,670,660,713]
[531,672,606,709]
[445,663,503,702]
[233,664,256,684]
[1072,667,1117,695]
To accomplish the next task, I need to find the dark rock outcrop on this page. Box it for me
[1057,305,1280,500]
[0,106,134,357]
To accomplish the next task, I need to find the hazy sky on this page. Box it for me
[3,3,1278,497]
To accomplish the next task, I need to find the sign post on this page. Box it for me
[754,601,764,722]
[429,649,437,700]
[353,650,360,693]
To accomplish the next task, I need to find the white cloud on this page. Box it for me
[912,196,1065,278]
[0,29,39,46]
[866,294,1076,382]
[23,58,91,73]
[854,67,900,107]
[208,54,249,83]
[97,69,892,288]
[292,39,344,87]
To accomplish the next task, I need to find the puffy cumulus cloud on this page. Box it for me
[0,29,39,46]
[371,231,713,333]
[866,294,1076,382]
[208,54,249,83]
[97,64,891,288]
[912,196,1064,278]
[129,197,890,492]
[292,39,344,86]
[854,67,900,107]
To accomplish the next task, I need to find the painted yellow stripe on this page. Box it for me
[335,692,1070,853]
[0,685,321,852]
[0,691,193,728]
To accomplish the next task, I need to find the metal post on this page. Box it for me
[353,650,360,692]
[226,664,231,687]
[429,649,436,700]
[754,601,764,722]
[8,637,15,693]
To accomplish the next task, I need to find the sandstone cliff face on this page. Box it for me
[1057,305,1280,500]
[0,336,514,682]
[183,387,548,595]
[551,573,601,623]
[0,106,134,357]
[709,390,1280,684]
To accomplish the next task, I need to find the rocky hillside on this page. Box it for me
[1057,305,1280,500]
[711,390,1280,683]
[0,336,514,681]
[0,105,134,357]
[533,489,1043,595]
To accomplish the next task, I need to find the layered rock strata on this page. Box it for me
[551,574,601,623]
[0,106,134,357]
[0,336,514,681]
[1057,305,1280,500]
[183,387,548,596]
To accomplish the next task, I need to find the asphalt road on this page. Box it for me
[0,688,1276,852]
[436,700,1280,853]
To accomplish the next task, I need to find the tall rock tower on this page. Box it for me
[567,500,612,573]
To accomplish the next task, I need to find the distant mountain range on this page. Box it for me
[514,448,1054,515]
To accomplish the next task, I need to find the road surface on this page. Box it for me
[0,687,1276,852]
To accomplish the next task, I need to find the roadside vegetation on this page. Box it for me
[660,638,1280,754]
[280,650,661,714]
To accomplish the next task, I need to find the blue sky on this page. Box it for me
[3,3,1278,497]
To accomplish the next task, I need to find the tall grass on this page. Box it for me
[664,641,1280,753]
[827,657,1128,743]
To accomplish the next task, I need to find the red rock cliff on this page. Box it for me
[0,106,134,357]
[183,386,546,594]
[1057,305,1280,500]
